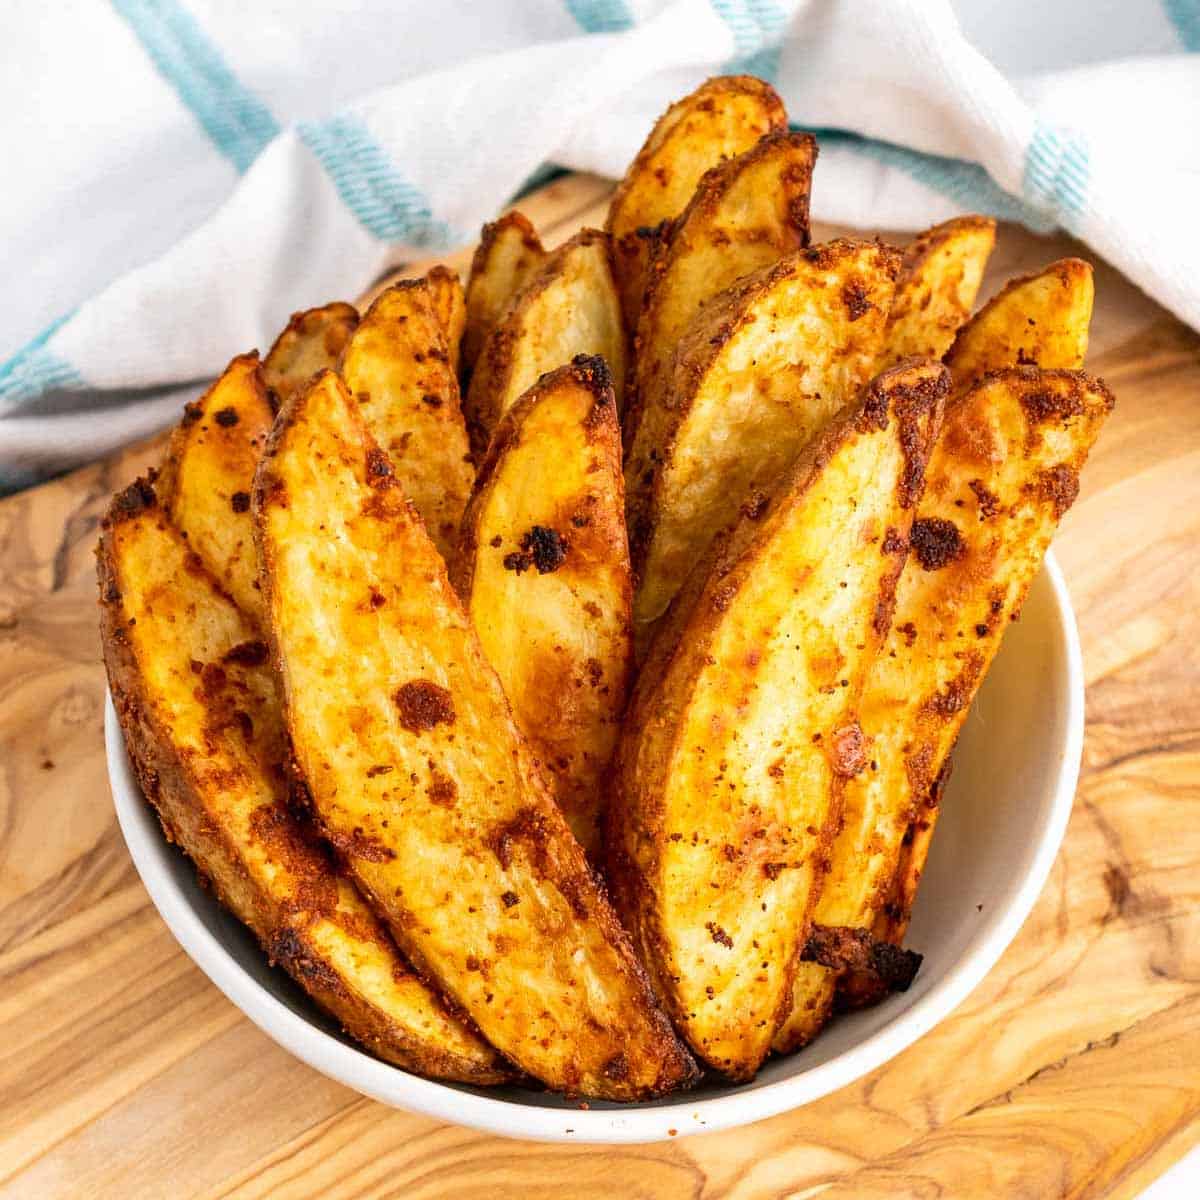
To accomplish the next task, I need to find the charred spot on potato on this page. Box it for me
[214,407,240,427]
[706,921,733,948]
[881,526,907,555]
[505,526,569,575]
[740,491,770,521]
[830,723,868,777]
[500,890,519,908]
[1029,463,1080,517]
[365,447,394,484]
[910,517,966,571]
[968,478,1000,519]
[328,827,396,863]
[366,764,393,778]
[489,806,552,871]
[1020,383,1084,428]
[223,640,269,667]
[109,476,158,520]
[230,490,251,513]
[427,770,458,808]
[842,279,872,321]
[394,680,456,733]
[602,1052,630,1081]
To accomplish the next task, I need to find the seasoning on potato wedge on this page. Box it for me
[254,370,696,1100]
[424,265,467,379]
[155,353,274,626]
[606,75,787,332]
[608,360,948,1079]
[464,228,626,457]
[625,129,816,452]
[262,301,359,407]
[463,211,546,378]
[775,367,1114,1049]
[339,278,475,563]
[877,216,997,369]
[99,481,511,1083]
[945,258,1094,389]
[628,239,902,650]
[454,356,632,859]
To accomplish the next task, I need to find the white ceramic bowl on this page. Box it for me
[106,552,1083,1144]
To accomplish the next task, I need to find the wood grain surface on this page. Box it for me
[1,171,1197,1199]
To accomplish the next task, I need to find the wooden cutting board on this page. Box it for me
[1,172,1197,1200]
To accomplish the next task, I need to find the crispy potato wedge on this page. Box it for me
[628,240,902,647]
[608,362,946,1079]
[424,265,466,379]
[463,211,546,378]
[254,371,696,1099]
[775,366,1114,1050]
[155,354,273,625]
[607,75,787,332]
[945,258,1094,389]
[453,356,633,859]
[625,130,816,452]
[878,216,996,369]
[99,481,510,1083]
[339,279,475,562]
[262,302,359,407]
[464,228,625,456]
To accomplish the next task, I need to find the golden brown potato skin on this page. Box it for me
[625,129,816,455]
[606,75,787,333]
[775,367,1114,1050]
[156,354,274,627]
[454,356,633,859]
[945,258,1094,390]
[424,266,467,380]
[609,361,947,1080]
[98,482,510,1083]
[339,278,475,564]
[464,228,626,457]
[262,302,359,407]
[254,371,696,1100]
[463,211,546,378]
[878,216,996,369]
[628,240,902,649]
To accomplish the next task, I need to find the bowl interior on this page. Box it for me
[107,556,1081,1143]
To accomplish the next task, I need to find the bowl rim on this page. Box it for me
[106,551,1083,1145]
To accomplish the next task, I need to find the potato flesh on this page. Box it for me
[456,360,632,858]
[262,302,359,406]
[774,367,1113,1051]
[879,217,996,369]
[256,372,695,1099]
[159,354,273,625]
[339,281,475,563]
[101,504,506,1080]
[424,266,466,379]
[945,258,1094,389]
[631,241,900,645]
[627,130,816,454]
[612,364,943,1078]
[465,230,626,453]
[607,76,788,331]
[463,212,546,376]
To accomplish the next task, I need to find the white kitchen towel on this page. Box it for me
[2,0,1197,490]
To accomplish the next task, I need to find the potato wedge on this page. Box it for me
[453,356,632,859]
[607,75,787,332]
[99,481,510,1083]
[338,278,475,562]
[625,130,816,452]
[628,240,902,647]
[424,265,466,379]
[155,354,273,626]
[775,366,1114,1050]
[254,371,696,1099]
[878,216,996,369]
[463,211,546,378]
[945,258,1094,389]
[608,362,946,1079]
[262,302,359,407]
[464,228,625,456]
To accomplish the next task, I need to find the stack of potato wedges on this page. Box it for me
[99,75,1115,1098]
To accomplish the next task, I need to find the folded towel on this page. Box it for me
[2,0,1195,490]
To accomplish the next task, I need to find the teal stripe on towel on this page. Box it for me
[0,313,84,415]
[1163,0,1200,50]
[711,0,789,80]
[112,0,280,173]
[1023,123,1090,230]
[566,0,634,33]
[300,115,461,247]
